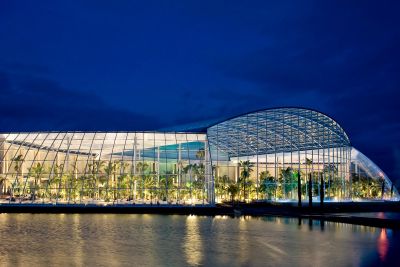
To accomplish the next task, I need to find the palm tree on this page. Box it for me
[116,173,129,200]
[323,163,338,198]
[280,167,296,199]
[227,183,239,204]
[44,163,63,201]
[104,160,121,201]
[305,158,313,204]
[11,154,24,196]
[67,160,80,202]
[183,164,194,197]
[12,154,24,175]
[88,160,105,199]
[116,161,130,200]
[159,175,174,202]
[195,148,206,202]
[259,171,276,200]
[0,176,6,195]
[305,158,313,183]
[238,160,254,202]
[135,162,150,201]
[29,163,44,201]
[143,175,156,203]
[136,162,149,173]
[196,148,205,161]
[175,160,185,201]
[215,175,230,201]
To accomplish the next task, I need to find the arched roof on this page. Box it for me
[351,147,399,198]
[207,107,350,157]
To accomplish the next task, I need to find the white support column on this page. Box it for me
[178,143,181,186]
[157,146,160,184]
[133,136,137,176]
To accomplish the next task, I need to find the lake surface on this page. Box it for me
[337,212,400,220]
[0,214,398,267]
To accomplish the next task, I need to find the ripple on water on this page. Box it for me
[0,214,398,267]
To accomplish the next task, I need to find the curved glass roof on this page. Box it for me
[207,108,350,157]
[351,147,399,198]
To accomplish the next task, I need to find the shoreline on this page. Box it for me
[1,202,400,229]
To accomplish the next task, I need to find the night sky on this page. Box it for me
[1,1,399,184]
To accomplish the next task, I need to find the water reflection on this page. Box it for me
[184,215,203,266]
[0,214,398,267]
[377,229,389,261]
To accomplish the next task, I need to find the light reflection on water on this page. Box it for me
[378,229,389,261]
[0,214,398,267]
[184,215,203,266]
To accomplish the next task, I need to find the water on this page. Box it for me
[337,212,400,220]
[0,214,398,267]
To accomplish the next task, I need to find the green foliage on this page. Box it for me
[28,162,45,200]
[215,175,230,200]
[227,183,239,202]
[12,154,24,174]
[238,160,254,201]
[195,148,205,160]
[159,175,175,201]
[352,174,384,198]
[182,155,206,202]
[279,167,297,199]
[259,171,276,199]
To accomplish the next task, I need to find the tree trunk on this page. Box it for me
[320,173,324,207]
[113,174,117,200]
[297,172,302,207]
[243,178,246,202]
[308,173,312,207]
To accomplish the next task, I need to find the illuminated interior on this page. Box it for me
[0,108,397,205]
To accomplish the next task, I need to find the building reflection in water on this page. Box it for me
[184,215,203,266]
[377,228,389,261]
[0,214,398,266]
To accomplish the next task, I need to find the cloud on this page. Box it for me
[0,69,162,131]
[0,62,51,75]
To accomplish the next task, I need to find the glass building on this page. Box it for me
[0,108,398,205]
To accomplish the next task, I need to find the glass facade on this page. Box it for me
[350,148,398,200]
[0,108,398,205]
[0,132,213,205]
[208,108,398,202]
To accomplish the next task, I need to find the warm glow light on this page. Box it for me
[0,108,397,206]
[377,229,389,261]
[184,214,203,265]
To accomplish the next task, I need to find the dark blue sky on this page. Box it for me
[1,1,400,183]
